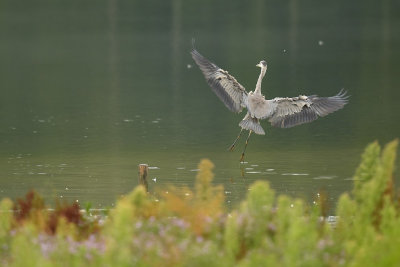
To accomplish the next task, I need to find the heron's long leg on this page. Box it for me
[228,128,243,151]
[240,130,252,162]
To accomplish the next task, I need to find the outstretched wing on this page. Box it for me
[191,49,247,113]
[267,90,349,128]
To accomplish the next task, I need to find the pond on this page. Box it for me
[1,0,399,210]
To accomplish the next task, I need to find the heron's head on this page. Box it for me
[256,60,267,69]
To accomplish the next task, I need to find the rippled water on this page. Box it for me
[1,0,399,210]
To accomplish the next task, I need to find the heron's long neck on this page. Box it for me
[254,67,267,95]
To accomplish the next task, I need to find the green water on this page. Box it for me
[1,0,399,209]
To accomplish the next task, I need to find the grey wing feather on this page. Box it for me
[191,49,247,113]
[268,89,349,128]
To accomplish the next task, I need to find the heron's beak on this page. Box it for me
[256,63,261,67]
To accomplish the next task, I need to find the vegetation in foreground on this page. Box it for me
[0,140,399,266]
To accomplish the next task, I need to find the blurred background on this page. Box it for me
[0,0,399,210]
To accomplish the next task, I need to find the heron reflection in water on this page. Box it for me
[191,45,348,162]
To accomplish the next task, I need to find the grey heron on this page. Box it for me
[191,47,349,162]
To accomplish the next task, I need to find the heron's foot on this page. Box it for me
[240,153,245,162]
[239,130,252,162]
[228,129,243,152]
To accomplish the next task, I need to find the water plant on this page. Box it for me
[0,140,398,266]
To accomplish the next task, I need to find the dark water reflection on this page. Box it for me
[1,0,399,210]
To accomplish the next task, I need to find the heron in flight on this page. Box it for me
[191,47,348,162]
